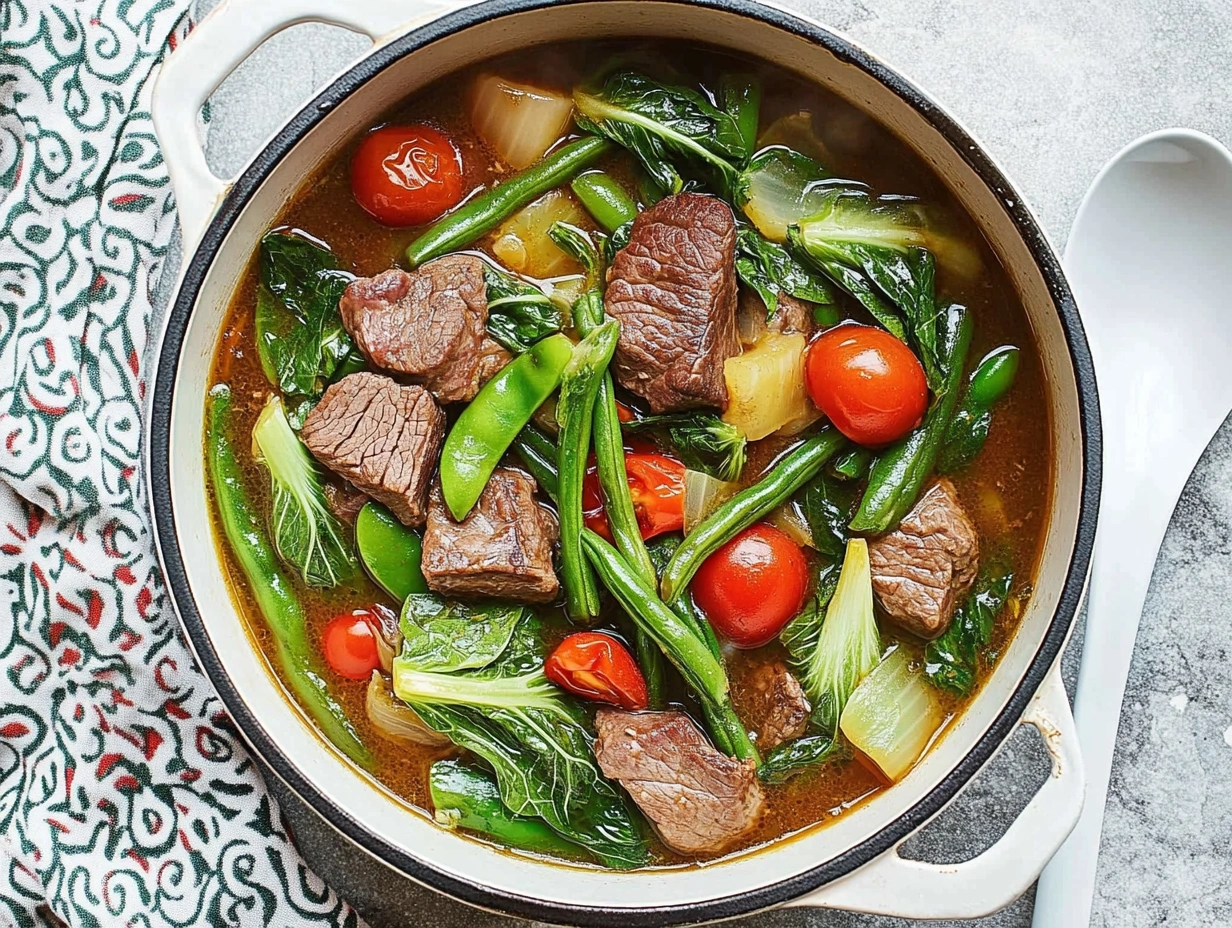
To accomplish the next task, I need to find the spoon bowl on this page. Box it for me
[1033,128,1232,927]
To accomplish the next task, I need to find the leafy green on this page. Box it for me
[399,594,527,673]
[925,561,1015,696]
[938,346,1021,474]
[483,264,563,354]
[393,609,650,869]
[759,733,846,785]
[547,222,605,289]
[574,70,746,197]
[623,413,747,482]
[829,447,873,482]
[779,560,840,667]
[735,146,837,242]
[718,73,761,160]
[645,532,683,579]
[735,223,837,317]
[256,231,357,398]
[250,395,356,588]
[799,471,859,559]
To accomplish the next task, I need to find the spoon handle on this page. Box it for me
[1032,471,1187,928]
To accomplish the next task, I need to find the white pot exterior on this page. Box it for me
[147,1,1099,923]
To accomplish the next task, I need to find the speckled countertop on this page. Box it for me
[174,1,1232,925]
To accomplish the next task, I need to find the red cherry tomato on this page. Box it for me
[351,124,465,227]
[691,523,809,649]
[805,323,928,447]
[544,632,649,710]
[322,609,382,680]
[583,452,686,542]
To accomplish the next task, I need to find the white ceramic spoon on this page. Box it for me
[1032,128,1232,927]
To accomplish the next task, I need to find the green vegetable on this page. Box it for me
[925,562,1014,696]
[850,305,973,534]
[355,502,426,602]
[556,321,620,621]
[659,428,846,602]
[783,538,881,735]
[829,447,873,482]
[735,223,837,317]
[547,221,605,287]
[581,531,758,764]
[250,395,356,588]
[624,413,747,482]
[571,171,639,232]
[719,73,762,161]
[799,470,859,559]
[405,137,611,267]
[574,71,746,197]
[255,231,357,398]
[938,346,1020,474]
[206,386,370,767]
[840,646,944,783]
[440,333,574,521]
[393,609,650,869]
[735,146,835,242]
[511,424,559,503]
[430,760,591,859]
[759,734,843,785]
[483,264,563,354]
[400,593,526,672]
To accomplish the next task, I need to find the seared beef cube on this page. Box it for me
[339,254,489,403]
[745,662,811,750]
[475,336,513,387]
[421,468,559,602]
[605,193,740,413]
[593,709,764,855]
[300,373,443,528]
[868,479,979,639]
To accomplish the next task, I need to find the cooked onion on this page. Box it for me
[722,333,815,441]
[768,500,814,548]
[366,672,449,746]
[367,603,402,675]
[492,189,590,278]
[683,470,740,535]
[469,73,574,170]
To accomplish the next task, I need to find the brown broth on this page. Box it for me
[206,39,1052,868]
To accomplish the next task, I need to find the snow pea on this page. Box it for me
[405,137,612,267]
[571,171,638,232]
[440,333,574,521]
[206,385,371,768]
[356,502,427,602]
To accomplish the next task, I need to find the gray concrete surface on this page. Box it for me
[185,1,1232,924]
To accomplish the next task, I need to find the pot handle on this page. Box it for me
[787,662,1084,920]
[151,0,464,250]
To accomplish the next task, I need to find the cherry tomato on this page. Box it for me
[322,609,382,680]
[351,124,465,227]
[691,523,808,648]
[544,632,649,710]
[583,452,686,542]
[805,323,928,447]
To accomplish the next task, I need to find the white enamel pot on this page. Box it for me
[146,1,1100,924]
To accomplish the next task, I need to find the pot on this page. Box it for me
[146,0,1101,923]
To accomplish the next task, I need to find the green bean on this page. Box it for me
[938,346,1019,475]
[557,322,619,621]
[430,760,587,859]
[969,346,1020,407]
[851,305,974,533]
[511,424,559,503]
[440,333,573,521]
[571,171,638,232]
[659,428,847,602]
[405,137,611,267]
[207,386,371,768]
[830,447,873,482]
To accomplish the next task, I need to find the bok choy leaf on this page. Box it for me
[735,223,837,318]
[482,264,563,354]
[623,413,747,482]
[392,604,651,869]
[251,395,356,588]
[924,560,1015,696]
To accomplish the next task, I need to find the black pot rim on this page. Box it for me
[148,1,1101,925]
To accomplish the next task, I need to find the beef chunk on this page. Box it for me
[300,373,443,528]
[593,709,764,855]
[421,468,559,602]
[322,479,369,523]
[868,479,979,639]
[476,337,512,387]
[745,662,810,750]
[737,287,816,346]
[605,193,740,413]
[339,254,489,403]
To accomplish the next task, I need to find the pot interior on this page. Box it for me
[161,0,1088,913]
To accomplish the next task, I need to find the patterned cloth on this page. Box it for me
[0,3,360,925]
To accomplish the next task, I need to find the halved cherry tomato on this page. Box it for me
[691,523,809,649]
[351,124,465,227]
[583,452,686,542]
[805,323,928,447]
[323,609,382,680]
[544,632,649,710]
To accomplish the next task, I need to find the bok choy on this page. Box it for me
[392,597,651,869]
[735,223,837,318]
[251,395,356,588]
[624,413,747,482]
[482,264,563,354]
[924,561,1015,696]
